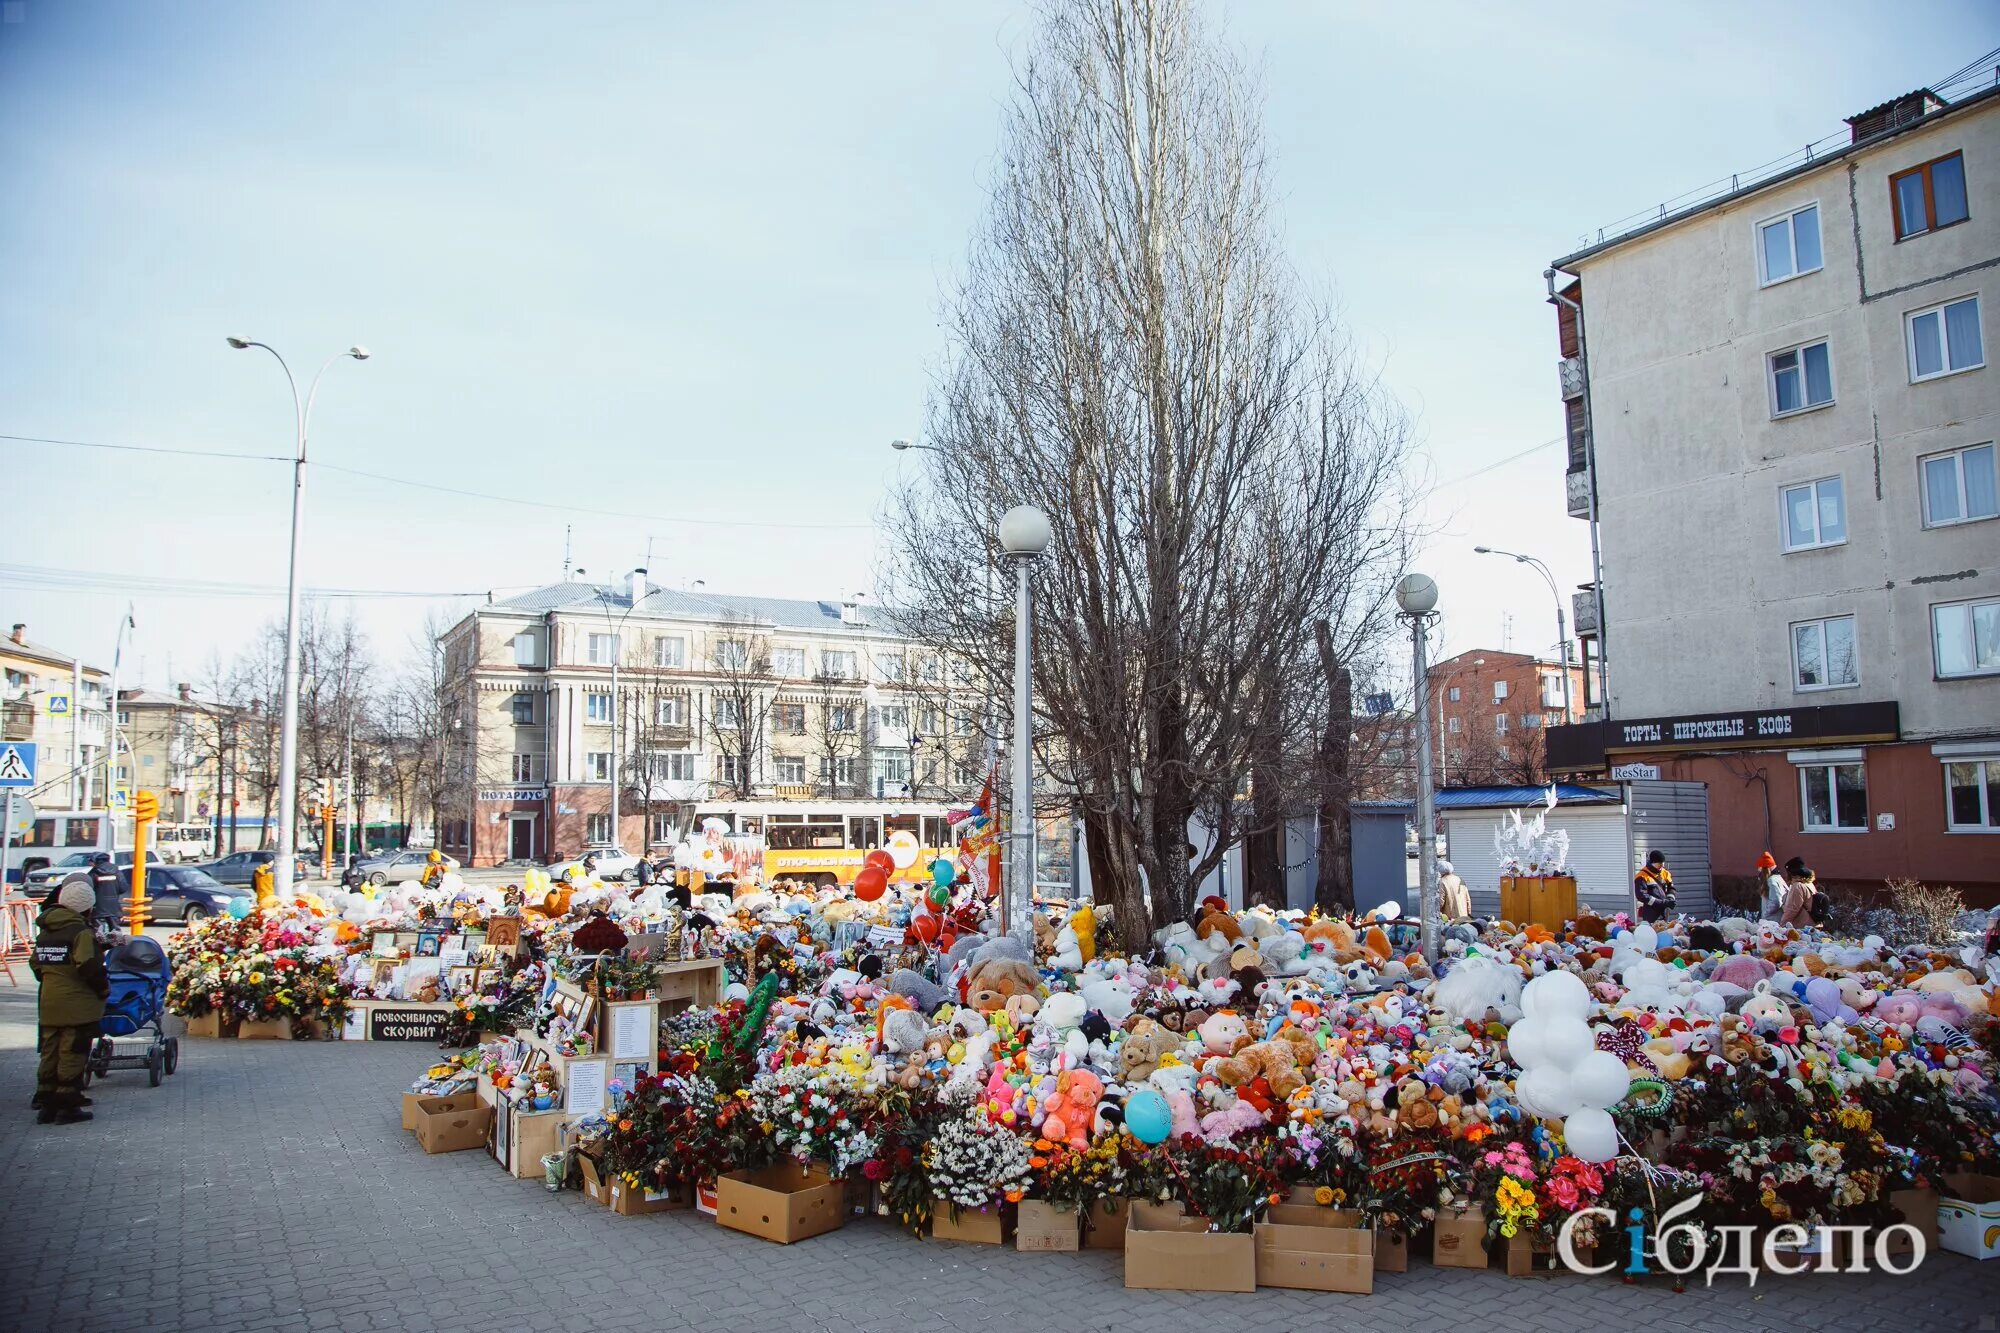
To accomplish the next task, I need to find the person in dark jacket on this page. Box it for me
[31,882,107,1123]
[1633,850,1676,924]
[341,857,365,891]
[634,856,656,888]
[87,852,125,935]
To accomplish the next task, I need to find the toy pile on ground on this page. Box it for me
[362,848,2000,1275]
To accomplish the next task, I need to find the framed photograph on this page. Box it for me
[486,917,522,950]
[415,931,445,958]
[371,931,399,959]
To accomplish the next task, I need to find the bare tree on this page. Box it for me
[805,668,863,799]
[703,622,773,801]
[883,0,1416,948]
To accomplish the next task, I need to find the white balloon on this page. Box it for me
[1506,1017,1552,1070]
[1569,1049,1633,1109]
[1518,1065,1583,1119]
[1563,1106,1620,1164]
[1632,922,1659,954]
[1541,1016,1595,1070]
[885,830,921,870]
[1525,970,1592,1021]
[1374,901,1402,921]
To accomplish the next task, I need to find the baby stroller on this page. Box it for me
[89,935,181,1088]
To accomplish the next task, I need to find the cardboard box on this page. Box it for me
[1083,1197,1128,1250]
[578,1154,613,1206]
[506,1107,567,1180]
[1431,1207,1489,1270]
[1255,1204,1374,1294]
[715,1162,846,1244]
[1886,1186,1940,1258]
[411,1095,494,1155]
[401,1092,426,1132]
[610,1178,690,1216]
[183,1011,221,1039]
[1375,1230,1410,1273]
[237,1016,292,1040]
[1939,1174,2000,1260]
[932,1202,1015,1245]
[1016,1200,1081,1252]
[1124,1207,1256,1293]
[1502,1232,1539,1277]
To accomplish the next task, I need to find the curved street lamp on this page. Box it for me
[1475,545,1574,721]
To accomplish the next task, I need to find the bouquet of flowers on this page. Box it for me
[866,1086,958,1236]
[600,1066,738,1192]
[1030,1134,1129,1212]
[747,1063,878,1175]
[1363,1127,1453,1239]
[1279,1119,1371,1209]
[1154,1135,1286,1234]
[165,912,352,1033]
[924,1103,1035,1215]
[1468,1137,1542,1238]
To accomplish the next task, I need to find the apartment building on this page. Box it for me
[1428,650,1587,786]
[435,576,986,866]
[1,621,111,809]
[116,683,258,830]
[1545,83,2000,901]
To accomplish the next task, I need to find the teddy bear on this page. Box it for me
[1040,1068,1105,1148]
[1195,906,1243,947]
[1207,1039,1307,1101]
[1147,1064,1201,1139]
[965,958,1041,1014]
[882,1006,929,1056]
[1198,1093,1268,1142]
[1388,1078,1438,1131]
[1119,1019,1175,1084]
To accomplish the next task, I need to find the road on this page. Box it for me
[2,985,1995,1332]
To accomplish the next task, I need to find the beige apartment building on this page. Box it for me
[2,621,111,811]
[1547,82,2000,901]
[435,576,987,865]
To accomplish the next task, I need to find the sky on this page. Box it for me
[1,0,1993,689]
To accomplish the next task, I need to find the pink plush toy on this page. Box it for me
[1040,1069,1105,1149]
[1165,1087,1199,1139]
[1199,1097,1268,1142]
[1711,955,1776,990]
[1875,991,1923,1029]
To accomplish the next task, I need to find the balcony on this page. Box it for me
[1566,468,1593,519]
[1557,355,1585,400]
[1,700,32,742]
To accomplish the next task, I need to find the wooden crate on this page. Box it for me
[651,959,725,1013]
[1499,875,1577,930]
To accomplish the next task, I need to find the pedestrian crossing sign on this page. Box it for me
[0,743,34,788]
[47,694,70,716]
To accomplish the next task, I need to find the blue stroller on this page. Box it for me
[89,936,180,1087]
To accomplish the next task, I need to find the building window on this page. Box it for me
[656,697,684,726]
[116,710,132,727]
[953,764,978,787]
[772,702,806,734]
[1492,680,1508,702]
[1799,762,1867,832]
[872,754,911,789]
[918,655,942,682]
[714,697,743,728]
[1932,598,2000,679]
[512,633,538,667]
[1496,745,1511,762]
[950,657,973,683]
[774,756,806,784]
[718,754,744,785]
[1447,686,1460,703]
[771,647,806,677]
[1907,296,1984,381]
[510,754,536,782]
[1792,615,1858,691]
[1780,476,1847,551]
[1447,716,1461,735]
[830,705,856,733]
[875,653,904,682]
[820,650,857,679]
[1539,675,1565,708]
[1757,202,1822,285]
[649,751,695,782]
[871,705,909,733]
[651,813,677,844]
[587,633,619,665]
[708,640,746,672]
[585,752,613,782]
[1494,714,1509,735]
[585,692,612,722]
[1891,151,1969,240]
[918,707,942,734]
[821,757,855,786]
[654,636,687,669]
[1946,759,2000,831]
[586,813,612,843]
[1770,340,1834,414]
[509,696,535,725]
[953,711,975,737]
[1920,442,1997,527]
[1522,713,1543,729]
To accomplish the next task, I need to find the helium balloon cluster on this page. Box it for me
[1508,970,1630,1164]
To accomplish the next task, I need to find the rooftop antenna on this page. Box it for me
[1501,611,1514,652]
[562,524,573,581]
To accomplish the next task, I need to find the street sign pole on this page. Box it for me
[1,792,13,893]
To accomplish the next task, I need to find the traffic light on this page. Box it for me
[134,790,160,822]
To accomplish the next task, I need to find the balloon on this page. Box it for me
[854,866,888,902]
[227,896,253,920]
[926,882,950,911]
[1524,970,1592,1021]
[1570,1049,1634,1109]
[1632,922,1659,954]
[1125,1088,1172,1145]
[864,849,896,877]
[1540,1015,1596,1070]
[1562,1106,1620,1164]
[907,912,942,944]
[1517,1065,1583,1119]
[1505,1017,1551,1069]
[931,859,958,888]
[697,845,726,873]
[885,830,921,870]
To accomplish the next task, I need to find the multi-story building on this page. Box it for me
[2,621,111,809]
[1428,650,1587,786]
[435,576,987,866]
[1545,81,2000,901]
[116,683,258,832]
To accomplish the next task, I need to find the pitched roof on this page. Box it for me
[487,582,904,633]
[1,632,107,675]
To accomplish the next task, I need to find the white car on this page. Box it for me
[354,849,461,886]
[547,846,645,882]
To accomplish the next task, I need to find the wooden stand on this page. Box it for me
[1499,875,1578,929]
[651,958,725,1013]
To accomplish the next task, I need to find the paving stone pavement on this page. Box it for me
[2,983,1997,1333]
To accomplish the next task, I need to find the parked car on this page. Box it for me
[194,848,311,887]
[352,849,460,887]
[22,849,164,899]
[546,846,644,882]
[141,866,251,925]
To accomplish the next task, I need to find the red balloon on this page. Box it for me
[864,849,896,877]
[854,866,888,901]
[907,912,942,944]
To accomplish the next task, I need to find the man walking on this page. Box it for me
[88,851,125,936]
[31,881,107,1124]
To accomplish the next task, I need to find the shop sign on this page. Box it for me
[1547,700,1899,771]
[368,1007,453,1042]
[1609,763,1661,781]
[478,787,546,802]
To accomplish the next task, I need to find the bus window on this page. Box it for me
[21,818,55,847]
[884,814,920,841]
[847,816,879,850]
[922,816,953,848]
[738,816,763,836]
[769,818,843,851]
[66,817,100,845]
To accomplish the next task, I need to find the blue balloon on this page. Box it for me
[1124,1087,1171,1145]
[227,896,253,920]
[931,859,957,888]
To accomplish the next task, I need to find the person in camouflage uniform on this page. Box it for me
[31,880,107,1124]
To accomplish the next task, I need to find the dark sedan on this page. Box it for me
[142,866,251,925]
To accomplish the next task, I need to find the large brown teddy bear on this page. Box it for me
[1119,1019,1176,1084]
[1207,1039,1306,1101]
[965,958,1041,1014]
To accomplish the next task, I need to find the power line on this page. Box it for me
[1434,436,1563,489]
[0,560,504,602]
[0,433,288,463]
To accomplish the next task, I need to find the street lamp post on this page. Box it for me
[226,338,369,894]
[1395,573,1442,967]
[576,567,647,853]
[1474,545,1574,721]
[997,505,1051,942]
